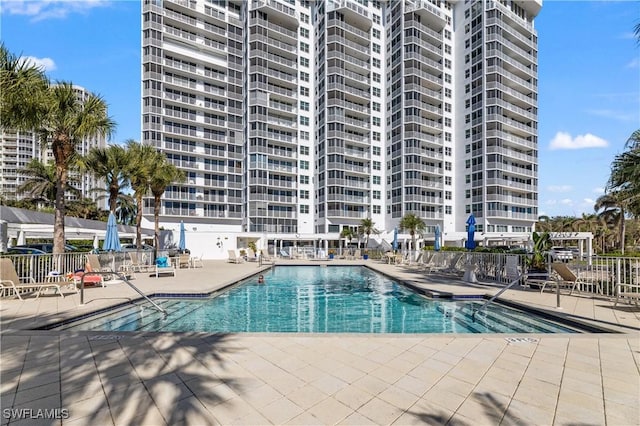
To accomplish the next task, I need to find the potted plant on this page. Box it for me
[363,250,369,260]
[526,231,552,286]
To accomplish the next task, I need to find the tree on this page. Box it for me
[84,144,130,214]
[115,194,137,226]
[38,83,116,254]
[340,227,355,252]
[126,140,158,247]
[0,43,49,131]
[149,156,185,259]
[595,193,627,254]
[359,218,380,248]
[399,213,425,253]
[17,159,79,208]
[66,197,108,221]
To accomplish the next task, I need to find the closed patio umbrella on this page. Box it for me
[392,227,398,252]
[465,214,476,250]
[102,212,121,252]
[434,225,441,251]
[178,221,186,251]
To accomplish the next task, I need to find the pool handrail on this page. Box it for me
[472,271,561,320]
[79,270,167,315]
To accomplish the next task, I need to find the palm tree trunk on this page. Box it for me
[53,166,67,255]
[135,193,143,248]
[620,207,626,255]
[154,195,161,260]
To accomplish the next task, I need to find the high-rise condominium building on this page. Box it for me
[142,0,540,248]
[0,85,105,204]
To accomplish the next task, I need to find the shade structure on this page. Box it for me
[178,221,186,251]
[465,214,476,250]
[434,225,441,251]
[102,212,121,252]
[392,227,398,251]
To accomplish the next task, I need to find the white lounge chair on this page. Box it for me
[154,256,176,277]
[227,250,244,264]
[190,253,204,268]
[0,258,75,300]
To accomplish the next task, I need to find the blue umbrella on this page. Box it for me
[178,221,186,251]
[465,214,476,250]
[102,212,121,252]
[434,225,441,251]
[392,227,398,251]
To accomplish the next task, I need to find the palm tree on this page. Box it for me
[0,43,49,131]
[340,227,355,253]
[359,218,380,248]
[38,82,116,253]
[126,140,158,247]
[66,197,108,220]
[115,194,137,226]
[595,193,627,254]
[84,144,130,214]
[399,213,426,254]
[149,157,185,259]
[17,159,79,208]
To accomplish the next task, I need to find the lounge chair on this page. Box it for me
[536,263,584,295]
[155,256,176,277]
[260,252,275,264]
[178,254,191,269]
[227,250,244,264]
[125,251,148,273]
[615,282,640,306]
[190,253,204,268]
[0,258,74,300]
[279,249,291,259]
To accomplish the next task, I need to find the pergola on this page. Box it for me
[0,206,154,251]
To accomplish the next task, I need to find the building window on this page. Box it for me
[300,72,310,82]
[373,146,381,155]
[445,74,452,83]
[372,87,381,97]
[372,131,381,141]
[301,13,309,23]
[300,146,309,155]
[300,87,309,96]
[300,130,310,140]
[372,117,381,126]
[444,103,451,112]
[445,88,451,98]
[373,190,381,200]
[444,44,451,54]
[300,57,309,67]
[300,116,309,126]
[300,205,309,214]
[445,191,452,200]
[373,176,381,185]
[373,14,381,24]
[445,161,452,171]
[300,160,309,170]
[372,58,381,68]
[445,147,452,156]
[300,101,309,111]
[373,205,381,214]
[300,42,309,53]
[444,118,451,127]
[445,206,452,214]
[373,73,381,83]
[373,161,381,170]
[300,189,309,199]
[300,28,309,38]
[300,175,309,184]
[373,102,381,112]
[373,43,381,53]
[445,59,451,69]
[445,176,452,185]
[373,28,380,39]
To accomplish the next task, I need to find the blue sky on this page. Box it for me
[2,0,639,218]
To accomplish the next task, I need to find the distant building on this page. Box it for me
[141,0,541,255]
[0,85,106,204]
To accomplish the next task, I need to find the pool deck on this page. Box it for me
[1,259,638,425]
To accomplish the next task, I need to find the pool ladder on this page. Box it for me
[79,270,167,315]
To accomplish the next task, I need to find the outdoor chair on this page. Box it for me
[614,282,640,306]
[279,249,291,259]
[227,250,244,264]
[155,256,176,277]
[0,258,75,300]
[531,263,584,295]
[178,254,191,269]
[190,253,204,268]
[124,251,149,273]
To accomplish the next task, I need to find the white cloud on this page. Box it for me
[583,198,594,205]
[627,58,640,69]
[587,109,638,122]
[593,187,605,194]
[549,132,609,150]
[1,0,111,21]
[547,185,572,193]
[23,56,56,72]
[545,200,557,205]
[560,199,573,206]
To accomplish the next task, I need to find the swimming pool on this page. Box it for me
[52,266,584,333]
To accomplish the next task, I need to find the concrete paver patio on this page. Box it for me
[1,259,638,425]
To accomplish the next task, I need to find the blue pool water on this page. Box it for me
[55,266,581,333]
